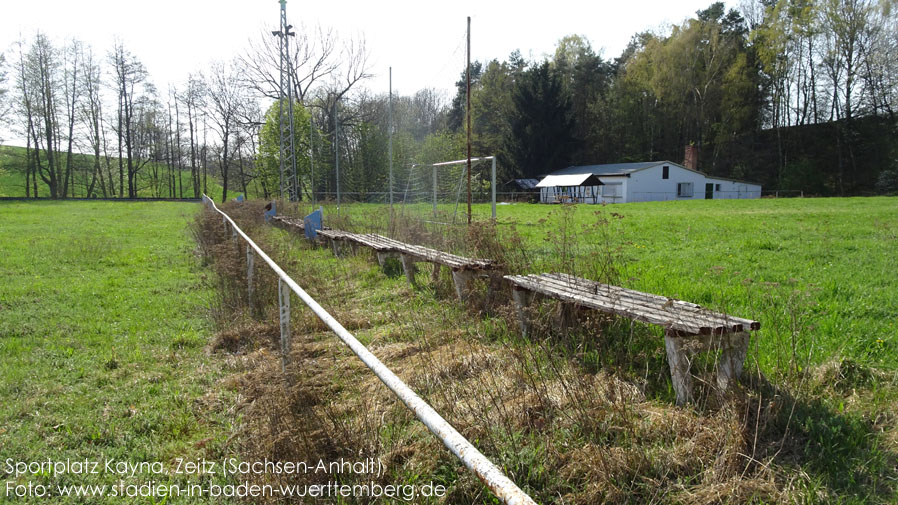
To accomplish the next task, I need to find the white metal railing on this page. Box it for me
[201,195,538,505]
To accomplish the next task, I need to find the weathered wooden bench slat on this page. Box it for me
[541,273,760,330]
[509,275,714,335]
[530,277,728,334]
[508,274,725,334]
[271,215,305,231]
[533,274,758,334]
[345,233,496,271]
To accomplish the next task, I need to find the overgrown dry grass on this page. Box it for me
[193,201,898,504]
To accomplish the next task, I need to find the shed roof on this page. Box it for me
[512,178,541,190]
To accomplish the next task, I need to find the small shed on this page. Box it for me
[535,173,604,203]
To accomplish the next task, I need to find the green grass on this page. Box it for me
[225,197,898,504]
[1,196,895,504]
[310,197,898,375]
[0,201,237,503]
[0,145,232,199]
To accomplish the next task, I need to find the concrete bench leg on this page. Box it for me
[664,332,694,406]
[376,251,393,267]
[717,332,750,390]
[431,263,441,284]
[400,254,418,287]
[511,286,535,337]
[329,238,341,257]
[557,302,576,333]
[451,269,475,301]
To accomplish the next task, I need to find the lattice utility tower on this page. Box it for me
[273,0,298,201]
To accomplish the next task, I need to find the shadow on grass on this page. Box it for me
[531,309,897,503]
[741,371,897,503]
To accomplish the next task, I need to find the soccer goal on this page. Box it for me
[398,156,496,224]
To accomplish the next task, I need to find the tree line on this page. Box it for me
[1,0,896,201]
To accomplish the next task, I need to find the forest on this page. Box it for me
[0,0,896,200]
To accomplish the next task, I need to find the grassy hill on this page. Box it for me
[0,145,237,199]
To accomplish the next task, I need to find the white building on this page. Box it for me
[536,161,762,204]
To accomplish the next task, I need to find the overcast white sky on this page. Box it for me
[1,0,737,95]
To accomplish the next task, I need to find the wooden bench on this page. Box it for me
[318,231,500,301]
[271,215,305,232]
[505,273,760,405]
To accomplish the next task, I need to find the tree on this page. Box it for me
[181,74,205,198]
[504,61,579,178]
[22,33,65,198]
[447,61,483,132]
[110,41,150,198]
[552,35,614,163]
[0,53,9,139]
[205,60,247,202]
[257,98,312,200]
[240,25,371,108]
[79,44,110,197]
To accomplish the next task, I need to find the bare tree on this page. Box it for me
[21,33,64,198]
[0,52,10,141]
[180,74,205,198]
[60,38,81,197]
[79,44,109,197]
[109,40,149,197]
[205,60,245,202]
[240,24,339,102]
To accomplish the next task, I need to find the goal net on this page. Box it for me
[397,156,496,224]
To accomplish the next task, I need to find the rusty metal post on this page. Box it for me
[278,278,291,372]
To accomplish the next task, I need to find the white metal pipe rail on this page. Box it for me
[201,195,537,505]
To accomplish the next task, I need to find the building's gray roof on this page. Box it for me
[549,161,674,177]
[512,178,541,190]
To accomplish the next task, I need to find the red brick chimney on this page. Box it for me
[683,145,699,171]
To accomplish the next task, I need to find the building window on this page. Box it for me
[662,165,669,179]
[715,183,721,191]
[677,182,693,197]
[602,182,622,198]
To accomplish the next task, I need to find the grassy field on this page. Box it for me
[1,196,896,504]
[210,196,898,504]
[0,201,238,503]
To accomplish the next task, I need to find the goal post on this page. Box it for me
[402,156,497,222]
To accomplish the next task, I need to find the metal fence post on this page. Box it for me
[246,245,255,308]
[278,278,291,372]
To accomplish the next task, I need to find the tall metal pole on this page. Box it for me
[310,113,315,204]
[491,156,496,220]
[275,0,298,201]
[466,16,472,225]
[388,67,394,213]
[335,99,340,212]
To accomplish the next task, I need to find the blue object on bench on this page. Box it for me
[264,201,277,223]
[304,207,323,240]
